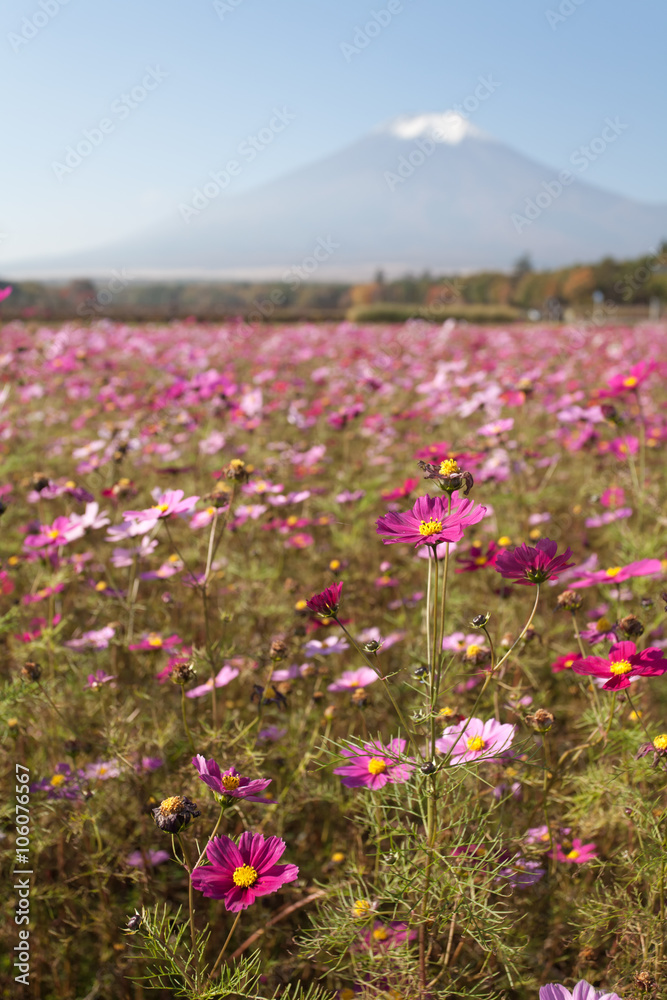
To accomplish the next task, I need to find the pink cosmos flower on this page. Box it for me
[359,921,418,949]
[376,493,486,548]
[129,632,182,651]
[192,756,272,801]
[569,558,663,589]
[306,581,343,618]
[436,717,516,764]
[327,667,378,692]
[81,760,121,780]
[0,285,12,302]
[549,838,598,864]
[186,663,240,698]
[190,831,298,912]
[24,516,86,549]
[126,849,171,868]
[540,981,622,1000]
[551,652,582,673]
[495,538,575,586]
[600,358,655,397]
[85,670,117,690]
[572,640,667,690]
[333,738,415,789]
[66,625,116,650]
[123,488,199,524]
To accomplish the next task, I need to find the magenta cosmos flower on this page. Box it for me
[540,981,622,1000]
[327,667,378,692]
[376,493,485,548]
[190,831,298,912]
[550,838,598,864]
[306,581,343,618]
[333,738,415,789]
[128,632,182,651]
[192,756,272,801]
[569,558,663,589]
[24,516,85,549]
[572,640,667,691]
[436,717,515,764]
[495,538,574,586]
[123,488,200,523]
[600,358,655,398]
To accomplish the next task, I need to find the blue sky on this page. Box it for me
[2,0,665,265]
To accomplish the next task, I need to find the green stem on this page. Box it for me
[177,834,198,986]
[208,910,242,980]
[181,686,196,754]
[604,691,617,738]
[335,619,423,761]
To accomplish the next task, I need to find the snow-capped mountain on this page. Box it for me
[7,113,667,279]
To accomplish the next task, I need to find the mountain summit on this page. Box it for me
[7,112,667,279]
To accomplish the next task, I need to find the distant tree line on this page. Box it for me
[1,244,666,322]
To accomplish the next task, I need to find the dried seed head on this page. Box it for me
[617,614,644,638]
[170,661,196,685]
[633,971,657,993]
[152,795,200,833]
[22,661,42,682]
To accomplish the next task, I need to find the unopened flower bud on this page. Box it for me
[420,761,437,775]
[557,589,583,612]
[323,704,336,719]
[362,639,381,653]
[471,612,490,628]
[269,638,288,661]
[126,913,142,932]
[526,708,554,733]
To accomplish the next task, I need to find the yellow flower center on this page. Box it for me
[286,515,298,526]
[623,375,638,387]
[352,899,371,917]
[596,617,611,631]
[232,864,258,887]
[221,774,241,791]
[331,851,345,863]
[474,556,487,565]
[147,634,163,647]
[47,529,60,539]
[438,706,454,718]
[439,458,460,476]
[564,659,574,668]
[294,599,307,610]
[605,567,622,578]
[330,559,341,570]
[372,926,389,941]
[50,774,66,787]
[497,536,511,547]
[466,736,486,752]
[159,796,185,815]
[95,581,108,591]
[566,849,580,860]
[368,758,387,775]
[419,519,442,537]
[654,734,667,750]
[610,658,632,675]
[153,503,170,513]
[465,644,482,659]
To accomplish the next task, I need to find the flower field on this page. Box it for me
[1,317,666,1000]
